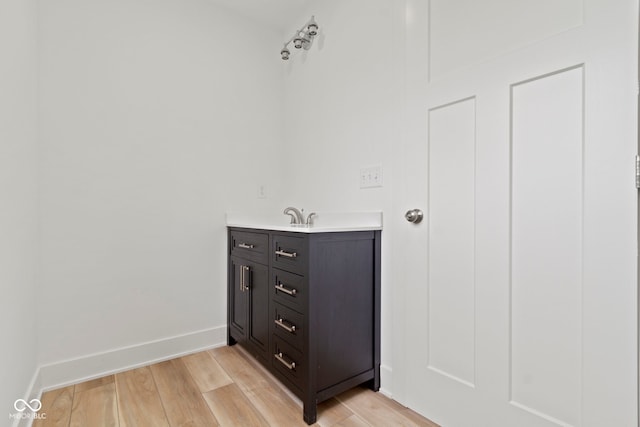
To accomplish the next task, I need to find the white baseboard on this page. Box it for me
[379,364,393,398]
[39,326,227,392]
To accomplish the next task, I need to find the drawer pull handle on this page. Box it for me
[275,352,296,370]
[275,283,297,296]
[275,318,296,333]
[238,243,255,249]
[275,249,297,258]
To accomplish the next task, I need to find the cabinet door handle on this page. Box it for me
[275,318,296,333]
[275,283,297,296]
[275,249,297,258]
[240,265,250,292]
[242,266,250,291]
[274,352,296,370]
[238,243,254,249]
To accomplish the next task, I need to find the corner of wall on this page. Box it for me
[380,364,394,398]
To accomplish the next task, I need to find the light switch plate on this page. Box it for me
[359,165,383,189]
[257,184,267,199]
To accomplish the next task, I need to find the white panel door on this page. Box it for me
[394,1,637,426]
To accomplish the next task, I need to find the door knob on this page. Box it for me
[405,209,423,224]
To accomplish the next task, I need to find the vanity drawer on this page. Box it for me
[272,234,306,275]
[272,336,304,389]
[273,302,304,350]
[272,268,306,313]
[230,230,269,264]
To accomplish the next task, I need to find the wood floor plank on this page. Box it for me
[116,366,170,427]
[333,415,371,427]
[69,383,118,427]
[243,385,310,427]
[33,386,74,427]
[202,383,269,426]
[181,350,232,392]
[74,375,115,394]
[336,387,428,427]
[150,358,220,427]
[315,398,354,427]
[209,346,272,392]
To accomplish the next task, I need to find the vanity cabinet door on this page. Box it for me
[246,261,269,361]
[229,256,269,361]
[229,257,247,340]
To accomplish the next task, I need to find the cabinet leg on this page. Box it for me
[366,366,381,391]
[366,377,380,392]
[303,403,317,425]
[227,333,237,346]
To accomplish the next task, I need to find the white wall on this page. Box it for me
[281,0,403,394]
[38,0,284,373]
[0,0,40,416]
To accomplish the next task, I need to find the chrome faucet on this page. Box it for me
[305,212,316,225]
[283,207,304,225]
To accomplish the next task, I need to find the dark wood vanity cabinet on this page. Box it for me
[227,227,381,424]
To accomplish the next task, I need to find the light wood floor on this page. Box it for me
[34,345,438,427]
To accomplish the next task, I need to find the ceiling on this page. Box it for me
[208,0,314,33]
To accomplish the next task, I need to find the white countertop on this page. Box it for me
[226,211,382,233]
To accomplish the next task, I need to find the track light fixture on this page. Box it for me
[281,16,319,60]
